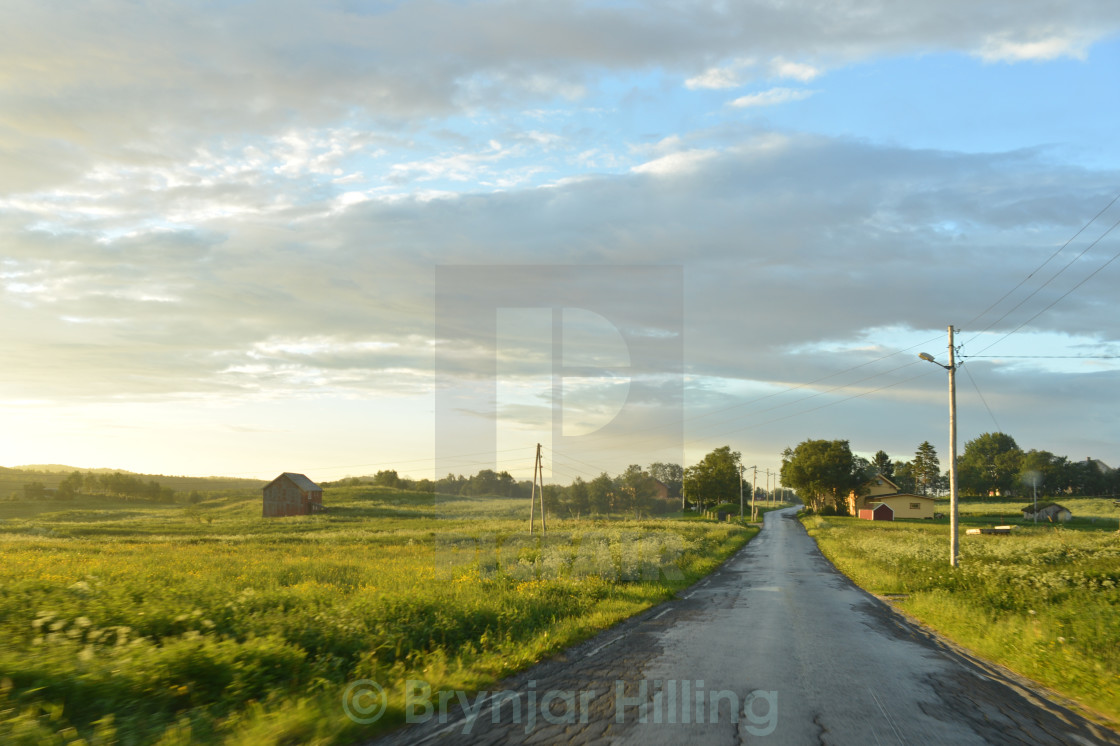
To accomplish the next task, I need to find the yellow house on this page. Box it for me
[848,474,937,520]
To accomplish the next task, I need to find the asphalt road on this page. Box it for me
[369,507,1120,745]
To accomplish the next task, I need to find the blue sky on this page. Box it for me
[2,1,1119,484]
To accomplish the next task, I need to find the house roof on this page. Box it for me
[1086,458,1114,474]
[868,473,901,491]
[869,493,938,501]
[1021,502,1068,514]
[266,472,321,492]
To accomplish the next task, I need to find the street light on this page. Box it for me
[919,325,960,568]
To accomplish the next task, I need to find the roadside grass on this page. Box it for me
[0,487,755,744]
[801,512,1120,725]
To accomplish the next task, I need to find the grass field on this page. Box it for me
[802,506,1120,725]
[0,486,755,744]
[952,495,1120,531]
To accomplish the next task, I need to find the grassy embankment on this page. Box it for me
[801,496,1120,725]
[0,486,756,744]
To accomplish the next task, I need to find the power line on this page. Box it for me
[962,354,1120,359]
[970,216,1120,357]
[568,333,944,450]
[962,189,1120,336]
[959,362,1000,432]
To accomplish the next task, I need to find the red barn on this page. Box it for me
[263,473,323,517]
[858,503,894,521]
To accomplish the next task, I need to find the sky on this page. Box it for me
[2,1,1120,486]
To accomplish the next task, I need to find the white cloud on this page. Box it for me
[630,148,718,175]
[686,64,750,90]
[730,87,815,108]
[767,57,821,81]
[977,32,1091,62]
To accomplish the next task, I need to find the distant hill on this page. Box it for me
[0,466,266,498]
[15,464,137,475]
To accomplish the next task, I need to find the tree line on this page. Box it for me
[780,432,1118,515]
[21,471,179,502]
[327,447,780,517]
[954,432,1117,498]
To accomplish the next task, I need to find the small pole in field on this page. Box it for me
[537,444,546,533]
[529,444,539,534]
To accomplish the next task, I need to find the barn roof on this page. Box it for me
[267,472,321,492]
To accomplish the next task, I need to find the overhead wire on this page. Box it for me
[975,221,1120,357]
[961,189,1120,336]
[959,363,1000,432]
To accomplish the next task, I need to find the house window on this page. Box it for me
[910,503,920,510]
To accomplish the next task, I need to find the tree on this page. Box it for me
[373,470,401,488]
[564,477,590,516]
[57,471,84,500]
[911,441,942,496]
[892,460,916,493]
[588,473,614,514]
[871,450,894,479]
[648,462,683,502]
[1018,449,1065,497]
[780,439,864,514]
[682,446,742,511]
[22,482,47,500]
[958,432,1023,496]
[620,464,659,516]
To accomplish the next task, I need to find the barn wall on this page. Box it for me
[263,477,312,517]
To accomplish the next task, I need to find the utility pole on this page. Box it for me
[528,443,546,534]
[920,326,959,567]
[947,326,958,567]
[752,465,758,521]
[739,463,744,519]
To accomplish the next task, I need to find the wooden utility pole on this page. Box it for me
[528,443,546,534]
[947,326,959,568]
[739,463,744,519]
[528,444,537,534]
[752,465,758,521]
[919,327,960,568]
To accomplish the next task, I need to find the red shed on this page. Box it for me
[858,503,894,521]
[263,472,323,517]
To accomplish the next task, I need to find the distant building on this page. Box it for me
[1085,457,1114,475]
[1021,502,1072,523]
[848,474,937,520]
[263,473,323,517]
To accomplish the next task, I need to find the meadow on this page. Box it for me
[802,502,1120,726]
[0,486,755,744]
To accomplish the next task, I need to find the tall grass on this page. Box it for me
[0,487,754,744]
[802,513,1120,725]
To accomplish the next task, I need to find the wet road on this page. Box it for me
[369,507,1120,745]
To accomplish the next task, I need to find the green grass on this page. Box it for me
[950,496,1120,531]
[0,486,756,744]
[801,510,1120,726]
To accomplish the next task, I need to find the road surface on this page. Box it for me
[369,507,1120,745]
